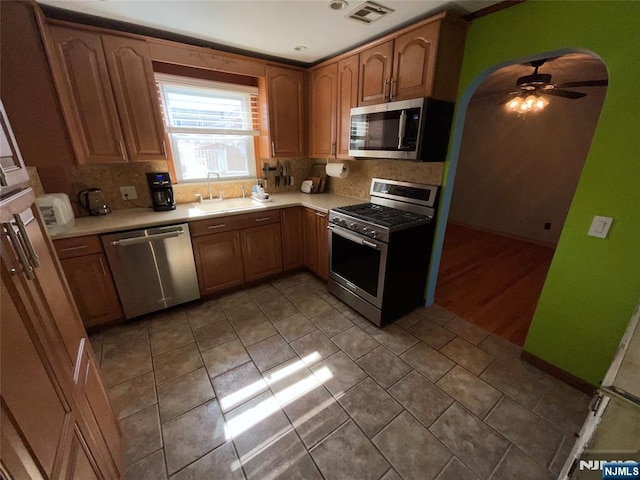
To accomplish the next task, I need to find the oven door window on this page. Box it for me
[331,233,382,298]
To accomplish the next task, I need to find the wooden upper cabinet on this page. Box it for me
[336,55,359,158]
[49,26,125,164]
[309,56,358,159]
[309,63,337,158]
[262,66,305,158]
[359,40,393,106]
[101,35,167,162]
[392,22,438,102]
[47,26,167,164]
[355,13,467,105]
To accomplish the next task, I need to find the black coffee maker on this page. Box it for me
[147,172,176,211]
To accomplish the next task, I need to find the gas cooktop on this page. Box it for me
[332,202,430,229]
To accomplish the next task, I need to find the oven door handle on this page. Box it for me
[328,225,379,250]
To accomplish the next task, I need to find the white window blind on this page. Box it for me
[155,73,259,182]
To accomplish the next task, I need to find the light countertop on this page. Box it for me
[52,192,363,239]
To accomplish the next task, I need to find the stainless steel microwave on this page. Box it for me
[349,97,454,161]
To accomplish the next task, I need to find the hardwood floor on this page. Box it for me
[435,223,555,346]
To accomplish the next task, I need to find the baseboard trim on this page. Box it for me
[447,220,558,249]
[521,351,597,396]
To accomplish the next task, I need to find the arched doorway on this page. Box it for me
[428,51,608,346]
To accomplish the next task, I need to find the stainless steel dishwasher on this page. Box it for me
[102,223,200,319]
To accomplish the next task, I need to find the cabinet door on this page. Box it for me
[336,55,359,158]
[280,207,304,271]
[265,66,305,157]
[60,253,123,328]
[49,26,126,164]
[192,230,245,295]
[359,40,393,106]
[303,208,318,273]
[392,22,438,101]
[242,222,283,282]
[0,276,72,478]
[0,101,29,192]
[75,340,123,475]
[315,212,329,280]
[101,35,167,162]
[310,63,337,158]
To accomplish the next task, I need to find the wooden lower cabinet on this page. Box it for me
[303,208,329,280]
[192,230,245,295]
[315,211,329,280]
[242,223,283,282]
[59,253,123,328]
[1,188,122,479]
[280,207,304,271]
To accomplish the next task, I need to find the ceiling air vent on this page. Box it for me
[346,1,394,25]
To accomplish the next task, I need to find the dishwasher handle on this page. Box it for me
[110,228,184,247]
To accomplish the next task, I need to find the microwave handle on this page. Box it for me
[397,110,407,149]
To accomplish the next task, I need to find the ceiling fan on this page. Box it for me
[475,58,608,113]
[507,59,608,101]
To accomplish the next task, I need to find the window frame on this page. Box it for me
[155,73,260,183]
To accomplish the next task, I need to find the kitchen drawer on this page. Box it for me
[54,235,103,259]
[190,210,280,237]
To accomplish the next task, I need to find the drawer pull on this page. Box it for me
[60,245,89,252]
[255,217,270,222]
[315,212,327,218]
[207,224,226,229]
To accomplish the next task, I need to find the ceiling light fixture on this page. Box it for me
[294,45,307,52]
[506,94,549,115]
[329,0,349,10]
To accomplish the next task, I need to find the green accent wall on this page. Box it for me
[456,1,640,385]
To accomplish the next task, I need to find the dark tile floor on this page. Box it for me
[90,271,590,480]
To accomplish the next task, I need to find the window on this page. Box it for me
[156,74,259,182]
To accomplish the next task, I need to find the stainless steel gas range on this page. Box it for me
[328,178,439,326]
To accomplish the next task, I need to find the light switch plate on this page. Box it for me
[120,185,138,200]
[588,215,613,238]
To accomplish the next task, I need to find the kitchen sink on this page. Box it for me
[191,197,265,213]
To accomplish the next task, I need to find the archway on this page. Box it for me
[426,50,608,346]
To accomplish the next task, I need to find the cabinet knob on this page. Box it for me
[271,141,276,157]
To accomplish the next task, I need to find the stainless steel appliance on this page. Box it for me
[328,178,439,326]
[147,172,176,211]
[349,97,454,161]
[78,188,110,216]
[102,223,199,319]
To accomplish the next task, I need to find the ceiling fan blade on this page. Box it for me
[545,89,587,99]
[556,79,608,88]
[471,90,516,102]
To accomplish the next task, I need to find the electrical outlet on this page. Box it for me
[120,186,137,200]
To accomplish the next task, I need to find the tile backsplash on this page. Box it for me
[326,159,445,198]
[35,157,443,216]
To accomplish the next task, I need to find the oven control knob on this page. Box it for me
[362,227,369,233]
[371,231,378,238]
[350,223,356,229]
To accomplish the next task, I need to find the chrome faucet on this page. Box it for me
[241,186,246,198]
[207,172,220,200]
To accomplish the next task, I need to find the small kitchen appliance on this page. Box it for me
[36,193,75,235]
[328,178,439,326]
[349,97,454,161]
[147,172,176,211]
[78,188,110,216]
